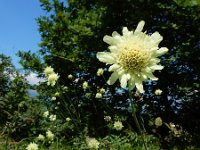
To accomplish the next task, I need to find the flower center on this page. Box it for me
[119,47,150,72]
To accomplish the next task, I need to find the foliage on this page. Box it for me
[0,54,46,141]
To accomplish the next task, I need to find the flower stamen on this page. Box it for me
[119,48,150,72]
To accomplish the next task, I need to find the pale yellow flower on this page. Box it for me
[86,137,100,149]
[114,121,124,131]
[44,66,54,76]
[46,130,54,141]
[43,111,49,118]
[68,74,73,79]
[104,116,111,122]
[54,92,60,97]
[155,89,162,95]
[51,96,56,101]
[66,117,71,122]
[26,142,38,150]
[100,88,106,94]
[155,117,162,127]
[95,93,102,99]
[97,68,104,76]
[37,134,45,141]
[97,21,168,93]
[47,73,59,86]
[82,81,88,89]
[169,122,176,129]
[63,86,68,91]
[49,115,56,121]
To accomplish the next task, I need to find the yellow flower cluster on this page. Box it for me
[44,66,59,86]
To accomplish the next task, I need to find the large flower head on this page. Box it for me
[97,21,168,93]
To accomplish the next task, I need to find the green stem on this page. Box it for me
[129,90,147,150]
[56,137,59,150]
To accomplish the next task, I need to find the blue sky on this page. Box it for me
[0,0,45,68]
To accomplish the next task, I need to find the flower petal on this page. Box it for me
[134,20,145,33]
[120,74,130,88]
[142,67,152,74]
[107,72,119,85]
[103,35,115,45]
[109,64,120,72]
[155,47,168,56]
[96,52,116,64]
[135,78,144,93]
[122,27,133,37]
[150,65,164,70]
[128,76,136,90]
[146,72,158,81]
[112,31,120,37]
[149,58,160,65]
[150,32,163,45]
[140,69,158,81]
[108,45,118,52]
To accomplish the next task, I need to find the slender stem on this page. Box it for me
[129,90,147,150]
[56,137,59,150]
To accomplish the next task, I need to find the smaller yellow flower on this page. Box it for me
[169,122,176,129]
[47,73,59,86]
[57,102,60,105]
[155,117,162,127]
[51,96,56,101]
[26,142,38,150]
[66,117,71,122]
[54,92,60,97]
[46,130,54,141]
[43,111,49,118]
[37,134,45,141]
[68,74,73,79]
[95,93,102,99]
[86,137,100,149]
[49,115,56,121]
[114,121,124,131]
[63,86,68,91]
[100,88,106,94]
[44,66,54,76]
[155,89,162,95]
[97,68,104,76]
[104,116,111,122]
[83,81,88,90]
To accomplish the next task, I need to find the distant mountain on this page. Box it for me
[27,89,38,97]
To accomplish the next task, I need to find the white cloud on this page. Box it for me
[26,72,45,85]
